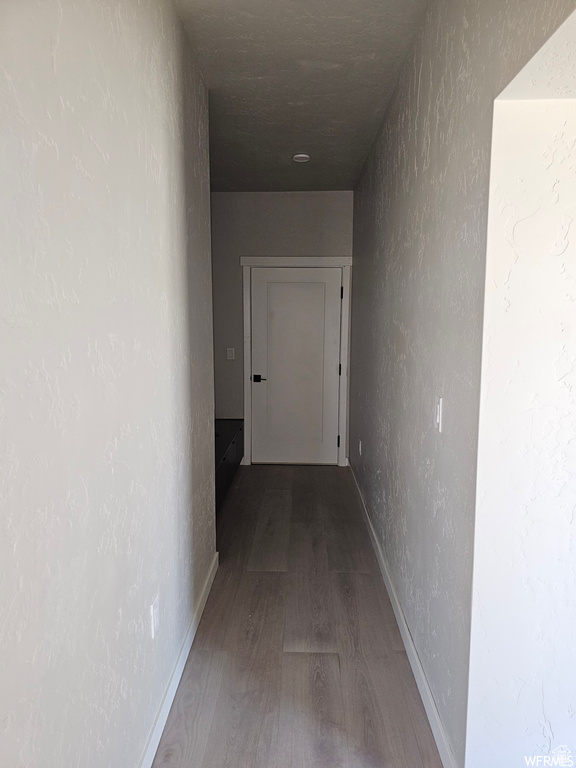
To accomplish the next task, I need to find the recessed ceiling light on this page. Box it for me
[292,153,311,163]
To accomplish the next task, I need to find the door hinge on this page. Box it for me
[337,435,341,448]
[339,364,341,376]
[341,286,344,299]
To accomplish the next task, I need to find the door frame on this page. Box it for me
[240,256,352,467]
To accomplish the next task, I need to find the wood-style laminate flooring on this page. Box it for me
[152,465,443,768]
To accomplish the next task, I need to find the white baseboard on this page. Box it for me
[139,551,219,768]
[349,468,458,768]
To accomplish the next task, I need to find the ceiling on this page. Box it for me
[176,0,430,191]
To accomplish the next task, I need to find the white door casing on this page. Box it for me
[241,256,352,466]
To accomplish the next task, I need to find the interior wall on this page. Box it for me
[349,0,575,764]
[468,95,576,768]
[0,2,215,766]
[211,191,353,419]
[467,13,576,762]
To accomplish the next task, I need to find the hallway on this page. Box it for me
[152,465,442,767]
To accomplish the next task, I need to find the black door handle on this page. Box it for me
[252,374,267,382]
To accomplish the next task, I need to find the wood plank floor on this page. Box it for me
[152,465,442,768]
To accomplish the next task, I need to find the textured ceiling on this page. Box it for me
[176,0,430,191]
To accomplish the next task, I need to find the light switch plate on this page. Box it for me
[226,347,235,360]
[435,396,443,433]
[150,595,159,639]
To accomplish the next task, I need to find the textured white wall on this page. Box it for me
[349,0,575,764]
[0,2,215,767]
[211,191,353,418]
[467,14,576,763]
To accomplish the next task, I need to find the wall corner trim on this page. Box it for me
[349,468,459,768]
[138,551,219,768]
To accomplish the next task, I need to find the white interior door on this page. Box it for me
[251,267,342,464]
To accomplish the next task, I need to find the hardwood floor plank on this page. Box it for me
[394,651,444,767]
[287,466,328,573]
[247,489,292,572]
[318,469,378,573]
[290,465,325,525]
[332,571,403,657]
[217,471,263,572]
[241,463,294,491]
[340,650,426,768]
[192,566,243,651]
[283,572,337,653]
[320,467,365,523]
[151,650,225,768]
[287,518,328,573]
[379,584,405,652]
[325,518,379,573]
[272,653,347,768]
[198,572,287,768]
[222,571,287,656]
[200,649,282,768]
